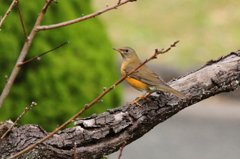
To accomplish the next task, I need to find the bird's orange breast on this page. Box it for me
[125,77,149,91]
[121,60,149,92]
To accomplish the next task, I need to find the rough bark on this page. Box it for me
[0,51,240,159]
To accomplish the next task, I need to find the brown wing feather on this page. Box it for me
[129,65,185,98]
[122,55,185,98]
[126,63,166,86]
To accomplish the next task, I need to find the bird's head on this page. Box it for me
[113,47,138,60]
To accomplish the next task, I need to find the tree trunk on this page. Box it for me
[0,51,239,159]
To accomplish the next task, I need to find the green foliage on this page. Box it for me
[0,1,122,131]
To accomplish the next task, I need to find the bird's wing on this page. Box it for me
[126,64,168,87]
[124,62,185,98]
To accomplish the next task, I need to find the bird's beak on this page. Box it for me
[113,47,125,59]
[113,48,122,53]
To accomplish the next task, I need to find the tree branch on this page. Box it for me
[0,0,54,108]
[16,0,28,40]
[36,0,136,31]
[0,102,37,141]
[0,0,18,28]
[0,0,135,110]
[17,41,69,66]
[1,51,239,158]
[7,41,178,159]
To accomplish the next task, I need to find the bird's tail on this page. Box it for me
[156,86,185,99]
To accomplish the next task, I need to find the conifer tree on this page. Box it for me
[0,1,122,131]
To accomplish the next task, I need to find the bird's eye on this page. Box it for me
[125,49,129,53]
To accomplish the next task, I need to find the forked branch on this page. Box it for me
[36,0,136,31]
[0,0,54,108]
[0,0,136,109]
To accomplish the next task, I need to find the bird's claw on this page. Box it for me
[145,97,152,101]
[127,100,142,106]
[127,95,151,106]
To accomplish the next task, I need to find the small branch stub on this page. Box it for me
[5,75,8,83]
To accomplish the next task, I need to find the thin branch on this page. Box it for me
[9,41,179,158]
[139,40,179,70]
[17,41,69,66]
[73,142,77,159]
[17,0,28,40]
[118,142,126,159]
[0,102,37,141]
[36,0,135,31]
[0,0,133,109]
[0,0,54,109]
[0,0,18,28]
[118,0,122,5]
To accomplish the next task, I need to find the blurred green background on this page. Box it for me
[0,1,122,131]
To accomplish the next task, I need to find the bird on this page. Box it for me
[113,46,185,106]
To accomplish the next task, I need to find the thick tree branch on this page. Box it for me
[0,51,239,158]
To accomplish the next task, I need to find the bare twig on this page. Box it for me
[118,0,122,5]
[36,0,134,31]
[135,41,180,73]
[17,0,28,40]
[118,142,126,159]
[0,0,18,28]
[0,102,37,141]
[17,41,69,66]
[9,41,179,158]
[73,142,77,159]
[0,0,134,109]
[0,0,54,109]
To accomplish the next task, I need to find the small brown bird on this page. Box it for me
[114,46,185,105]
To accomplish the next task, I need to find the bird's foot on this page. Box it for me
[127,95,144,106]
[144,92,153,101]
[127,100,142,106]
[144,97,152,101]
[127,95,151,106]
